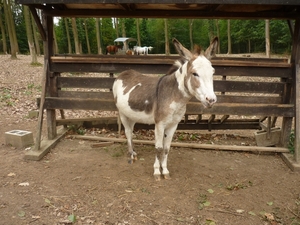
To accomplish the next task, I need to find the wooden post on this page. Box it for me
[34,12,49,150]
[45,15,57,140]
[296,64,300,162]
[293,19,300,163]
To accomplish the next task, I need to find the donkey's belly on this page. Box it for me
[115,89,155,124]
[118,104,155,124]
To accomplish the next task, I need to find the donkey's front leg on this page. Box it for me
[160,124,178,180]
[153,124,164,181]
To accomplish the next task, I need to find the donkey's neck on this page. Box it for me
[174,62,192,100]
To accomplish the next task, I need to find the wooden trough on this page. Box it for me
[16,0,300,171]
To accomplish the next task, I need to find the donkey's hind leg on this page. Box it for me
[119,113,137,164]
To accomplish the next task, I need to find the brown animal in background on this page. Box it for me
[106,45,122,55]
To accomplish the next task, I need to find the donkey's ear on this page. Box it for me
[204,37,218,60]
[172,38,193,60]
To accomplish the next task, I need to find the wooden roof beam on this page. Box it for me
[42,8,300,19]
[118,3,136,11]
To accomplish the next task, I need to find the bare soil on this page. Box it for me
[1,55,300,225]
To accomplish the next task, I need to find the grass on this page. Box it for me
[288,130,295,154]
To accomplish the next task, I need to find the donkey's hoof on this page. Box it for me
[163,174,171,180]
[154,174,161,181]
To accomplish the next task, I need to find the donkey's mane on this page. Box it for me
[166,57,187,75]
[166,44,202,76]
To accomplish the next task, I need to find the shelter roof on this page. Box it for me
[114,38,137,43]
[16,0,300,19]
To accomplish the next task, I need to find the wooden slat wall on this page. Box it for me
[42,56,294,120]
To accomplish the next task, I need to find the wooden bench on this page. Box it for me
[43,55,294,147]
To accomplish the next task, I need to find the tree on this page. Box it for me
[96,18,102,54]
[189,19,194,50]
[227,20,232,54]
[215,19,220,53]
[101,18,115,47]
[136,18,141,46]
[71,18,80,54]
[164,19,170,55]
[64,18,72,53]
[23,5,37,63]
[3,0,18,58]
[84,19,91,54]
[31,13,41,55]
[0,5,8,54]
[265,19,270,58]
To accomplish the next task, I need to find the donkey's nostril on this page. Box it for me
[206,97,215,103]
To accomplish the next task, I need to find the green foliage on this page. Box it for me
[1,3,293,56]
[101,18,116,47]
[288,130,295,154]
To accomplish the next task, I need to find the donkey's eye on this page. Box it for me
[192,73,199,77]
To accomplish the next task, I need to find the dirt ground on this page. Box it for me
[1,55,300,225]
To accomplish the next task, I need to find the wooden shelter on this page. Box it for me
[16,0,300,170]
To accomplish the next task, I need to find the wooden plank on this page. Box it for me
[186,102,295,117]
[43,97,294,117]
[25,127,68,161]
[15,0,300,6]
[56,117,260,130]
[51,55,290,66]
[44,97,117,111]
[51,62,171,74]
[58,91,282,104]
[214,80,285,94]
[58,77,115,89]
[42,8,300,20]
[58,90,113,99]
[56,117,117,126]
[58,77,286,94]
[214,66,292,78]
[51,62,292,78]
[70,135,290,153]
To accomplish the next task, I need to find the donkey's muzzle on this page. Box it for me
[205,96,217,108]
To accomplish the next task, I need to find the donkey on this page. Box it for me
[112,37,218,181]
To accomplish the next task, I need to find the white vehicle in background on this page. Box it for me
[114,37,137,55]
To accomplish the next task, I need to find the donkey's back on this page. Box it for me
[113,69,159,124]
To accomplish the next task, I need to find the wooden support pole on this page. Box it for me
[293,19,300,163]
[34,60,48,150]
[70,135,289,153]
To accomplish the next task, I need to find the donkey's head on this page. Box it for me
[173,37,218,108]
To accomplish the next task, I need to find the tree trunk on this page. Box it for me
[84,19,91,54]
[121,19,126,37]
[207,19,215,42]
[0,7,7,54]
[3,0,17,58]
[31,13,41,56]
[64,18,72,54]
[227,20,232,54]
[215,19,220,53]
[71,18,80,54]
[53,25,59,54]
[114,18,119,38]
[189,19,194,50]
[265,19,270,58]
[136,18,141,46]
[164,19,170,55]
[24,5,37,64]
[7,0,19,53]
[96,18,102,54]
[248,39,251,53]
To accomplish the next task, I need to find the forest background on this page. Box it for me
[0,0,293,61]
